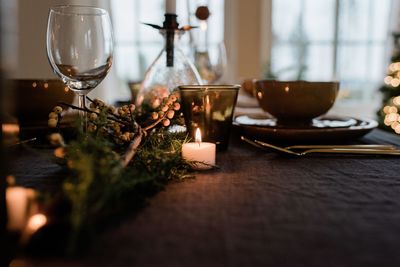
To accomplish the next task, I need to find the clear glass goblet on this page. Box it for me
[46,5,113,129]
[194,42,227,84]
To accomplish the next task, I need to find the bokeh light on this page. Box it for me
[26,213,47,234]
[382,96,400,134]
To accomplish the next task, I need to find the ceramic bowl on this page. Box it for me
[254,80,339,124]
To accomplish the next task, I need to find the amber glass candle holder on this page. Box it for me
[179,85,240,151]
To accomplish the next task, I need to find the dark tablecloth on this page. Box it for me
[14,129,400,267]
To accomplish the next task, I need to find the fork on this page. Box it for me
[241,136,400,156]
[285,144,396,150]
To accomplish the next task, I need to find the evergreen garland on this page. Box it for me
[44,95,198,254]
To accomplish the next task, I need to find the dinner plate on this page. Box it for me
[233,114,378,143]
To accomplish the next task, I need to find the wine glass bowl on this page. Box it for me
[46,5,113,125]
[194,42,227,84]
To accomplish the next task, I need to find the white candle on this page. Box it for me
[6,187,29,231]
[2,123,20,135]
[182,128,216,170]
[2,123,20,145]
[165,0,176,14]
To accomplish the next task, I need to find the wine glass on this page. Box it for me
[194,42,227,84]
[46,5,113,128]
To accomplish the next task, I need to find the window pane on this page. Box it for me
[369,45,387,81]
[337,44,368,80]
[111,0,136,43]
[271,0,392,105]
[271,44,303,80]
[114,46,140,81]
[138,0,165,43]
[272,0,302,42]
[272,44,334,81]
[339,81,371,100]
[138,0,164,24]
[370,0,392,41]
[338,0,370,41]
[303,0,335,42]
[138,43,163,74]
[115,43,164,81]
[304,44,334,80]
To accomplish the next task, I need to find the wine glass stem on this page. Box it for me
[78,94,87,131]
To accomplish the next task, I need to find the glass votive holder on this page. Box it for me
[179,85,240,151]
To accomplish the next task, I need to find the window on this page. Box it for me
[271,0,392,105]
[110,0,225,83]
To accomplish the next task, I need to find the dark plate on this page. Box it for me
[233,114,378,143]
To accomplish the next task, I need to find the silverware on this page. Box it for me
[241,136,400,156]
[285,144,396,150]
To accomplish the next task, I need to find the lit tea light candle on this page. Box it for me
[2,123,20,135]
[2,123,20,146]
[182,128,216,170]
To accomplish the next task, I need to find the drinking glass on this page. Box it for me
[194,42,227,84]
[46,5,113,128]
[179,85,240,151]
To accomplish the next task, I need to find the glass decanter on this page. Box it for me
[136,15,202,109]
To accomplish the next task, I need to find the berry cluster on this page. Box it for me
[150,94,180,127]
[48,106,63,128]
[48,94,181,145]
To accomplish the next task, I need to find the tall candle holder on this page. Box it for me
[135,14,202,109]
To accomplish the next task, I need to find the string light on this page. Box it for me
[389,106,398,114]
[391,121,399,130]
[382,60,400,134]
[391,78,400,87]
[393,96,400,105]
[382,97,400,134]
[384,76,392,85]
[385,61,400,87]
[383,105,391,113]
[387,113,398,122]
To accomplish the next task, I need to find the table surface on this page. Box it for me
[13,129,400,267]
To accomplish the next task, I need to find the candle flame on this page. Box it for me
[195,128,202,145]
[200,20,208,31]
[26,213,47,234]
